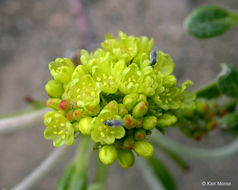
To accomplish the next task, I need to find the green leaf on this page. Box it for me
[196,82,221,99]
[185,5,238,38]
[147,156,177,190]
[220,113,238,130]
[217,64,238,99]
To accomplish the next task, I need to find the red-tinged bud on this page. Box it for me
[207,120,217,130]
[103,100,118,115]
[196,101,209,114]
[123,137,135,150]
[134,129,146,140]
[46,98,61,110]
[136,118,143,128]
[194,133,202,141]
[219,109,228,117]
[132,101,148,118]
[59,100,71,111]
[203,104,209,112]
[207,111,215,119]
[118,104,128,117]
[66,111,74,122]
[124,114,136,129]
[73,109,87,120]
[84,105,100,116]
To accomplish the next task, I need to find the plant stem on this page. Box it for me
[12,146,69,190]
[137,158,165,190]
[95,158,108,184]
[151,131,238,159]
[67,136,93,190]
[0,108,50,135]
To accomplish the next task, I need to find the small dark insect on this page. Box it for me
[103,119,124,127]
[127,58,134,66]
[150,49,157,66]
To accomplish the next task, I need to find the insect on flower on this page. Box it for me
[150,48,157,66]
[103,119,125,127]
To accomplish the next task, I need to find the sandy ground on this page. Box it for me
[0,0,238,189]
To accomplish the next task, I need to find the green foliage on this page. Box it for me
[217,64,238,99]
[147,156,176,190]
[185,5,238,38]
[220,113,238,130]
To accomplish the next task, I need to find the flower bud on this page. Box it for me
[132,101,148,118]
[99,145,117,165]
[84,105,100,116]
[137,94,147,103]
[124,114,136,129]
[134,141,154,159]
[134,129,146,140]
[136,118,143,128]
[196,101,209,114]
[78,117,93,135]
[49,58,74,83]
[45,80,64,98]
[59,100,71,111]
[73,109,87,120]
[123,137,135,150]
[207,120,217,130]
[163,75,177,87]
[123,93,138,111]
[103,101,118,115]
[118,104,128,117]
[143,116,157,130]
[46,98,61,110]
[117,150,135,169]
[157,114,177,128]
[66,110,74,122]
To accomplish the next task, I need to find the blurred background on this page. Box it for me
[0,0,238,189]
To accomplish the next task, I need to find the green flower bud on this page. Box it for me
[157,114,177,128]
[123,93,138,111]
[118,150,135,169]
[118,104,128,117]
[134,129,146,140]
[46,98,61,110]
[99,145,117,165]
[123,137,135,150]
[45,80,64,98]
[124,114,136,129]
[132,101,148,118]
[143,116,157,130]
[78,117,93,135]
[163,75,177,87]
[137,94,147,103]
[49,58,74,84]
[134,141,154,159]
